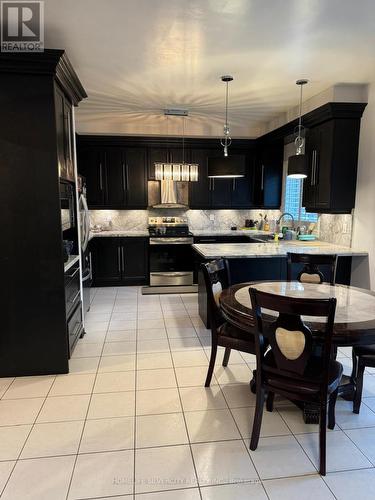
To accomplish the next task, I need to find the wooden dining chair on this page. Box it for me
[249,287,342,476]
[353,346,375,413]
[287,253,338,285]
[201,260,256,387]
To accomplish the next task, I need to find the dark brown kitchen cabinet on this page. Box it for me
[303,118,362,213]
[91,237,148,286]
[78,146,147,209]
[55,85,75,182]
[189,148,220,209]
[254,140,284,209]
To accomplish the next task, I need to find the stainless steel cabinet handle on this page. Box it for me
[71,290,80,304]
[126,164,129,190]
[122,162,126,191]
[212,178,215,191]
[67,267,80,279]
[314,150,319,185]
[117,247,121,272]
[261,165,264,190]
[311,151,315,186]
[99,162,103,190]
[89,252,92,280]
[121,246,125,272]
[150,272,192,277]
[232,179,236,191]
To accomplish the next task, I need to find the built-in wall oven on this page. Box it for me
[148,217,194,287]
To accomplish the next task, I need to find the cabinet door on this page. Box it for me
[231,151,254,208]
[148,148,168,179]
[63,98,75,182]
[189,149,211,208]
[302,127,319,208]
[254,143,283,208]
[55,88,66,179]
[122,237,148,285]
[104,148,126,207]
[168,147,191,164]
[124,148,147,208]
[91,238,122,286]
[314,121,333,209]
[78,147,105,207]
[210,178,232,208]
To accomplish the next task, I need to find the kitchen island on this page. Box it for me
[193,240,368,327]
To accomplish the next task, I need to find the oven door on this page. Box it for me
[149,240,194,286]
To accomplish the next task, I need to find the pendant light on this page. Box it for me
[154,111,198,182]
[207,75,245,179]
[288,79,309,179]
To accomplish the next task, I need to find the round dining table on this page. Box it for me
[220,280,375,423]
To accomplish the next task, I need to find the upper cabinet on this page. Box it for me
[78,145,147,209]
[302,116,362,213]
[254,140,284,209]
[55,85,75,182]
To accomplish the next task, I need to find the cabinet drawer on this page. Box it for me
[67,302,82,356]
[65,265,81,317]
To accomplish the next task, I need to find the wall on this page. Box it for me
[351,84,375,290]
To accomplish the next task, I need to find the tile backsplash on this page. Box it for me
[90,209,353,246]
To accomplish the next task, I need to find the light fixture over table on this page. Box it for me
[288,79,309,179]
[154,110,198,182]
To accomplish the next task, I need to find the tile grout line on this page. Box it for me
[132,286,141,498]
[64,286,118,500]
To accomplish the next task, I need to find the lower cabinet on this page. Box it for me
[91,237,149,286]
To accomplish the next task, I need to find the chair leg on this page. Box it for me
[250,386,265,451]
[328,388,338,430]
[205,342,218,387]
[353,360,366,414]
[266,391,274,412]
[319,402,327,476]
[222,347,231,367]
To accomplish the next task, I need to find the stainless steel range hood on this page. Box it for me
[148,180,189,209]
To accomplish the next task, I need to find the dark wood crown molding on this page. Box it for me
[0,49,87,105]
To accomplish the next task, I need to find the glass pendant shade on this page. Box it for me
[207,156,245,178]
[154,163,199,182]
[288,154,308,179]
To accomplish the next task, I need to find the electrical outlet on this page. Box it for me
[342,221,350,234]
[209,214,215,221]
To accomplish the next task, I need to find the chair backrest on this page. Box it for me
[287,253,338,285]
[249,287,336,389]
[201,259,231,329]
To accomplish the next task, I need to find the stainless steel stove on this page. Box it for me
[148,217,194,287]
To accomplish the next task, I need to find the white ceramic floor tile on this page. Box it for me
[205,348,246,366]
[215,365,252,385]
[21,420,84,459]
[109,319,137,331]
[163,310,190,319]
[68,450,134,499]
[98,354,136,372]
[0,425,31,460]
[138,310,164,320]
[137,339,171,353]
[0,461,15,493]
[85,321,109,332]
[136,412,188,448]
[135,445,198,494]
[264,474,334,500]
[137,328,167,340]
[172,349,208,367]
[361,374,375,398]
[165,317,193,328]
[0,378,14,398]
[345,427,375,463]
[169,337,203,351]
[277,404,332,434]
[249,435,316,479]
[71,342,104,358]
[296,430,372,472]
[94,371,135,393]
[37,395,90,423]
[137,368,177,390]
[3,376,55,399]
[232,406,291,438]
[185,408,240,443]
[201,482,267,500]
[112,312,137,321]
[79,416,134,453]
[136,387,182,415]
[221,384,257,408]
[192,440,258,486]
[175,366,216,387]
[335,399,375,429]
[323,468,375,500]
[88,391,135,419]
[179,386,227,411]
[49,373,96,396]
[135,489,200,499]
[68,356,100,374]
[0,398,44,426]
[102,340,136,355]
[1,455,75,500]
[85,312,111,322]
[137,352,173,370]
[90,304,113,313]
[106,329,136,342]
[167,327,198,339]
[79,329,107,343]
[138,319,165,329]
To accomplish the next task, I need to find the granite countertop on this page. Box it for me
[89,230,149,240]
[64,254,80,273]
[191,229,271,237]
[192,241,368,259]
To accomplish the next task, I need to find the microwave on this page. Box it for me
[60,181,76,232]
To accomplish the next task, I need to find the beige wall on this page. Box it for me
[351,84,375,290]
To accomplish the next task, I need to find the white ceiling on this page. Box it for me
[44,0,375,137]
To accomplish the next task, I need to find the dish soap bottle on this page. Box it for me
[258,213,264,231]
[263,214,270,232]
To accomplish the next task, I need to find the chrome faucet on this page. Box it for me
[276,212,295,229]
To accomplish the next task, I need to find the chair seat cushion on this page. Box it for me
[263,351,343,395]
[218,322,254,342]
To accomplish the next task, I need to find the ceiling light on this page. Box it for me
[220,75,233,157]
[154,112,198,182]
[288,79,309,179]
